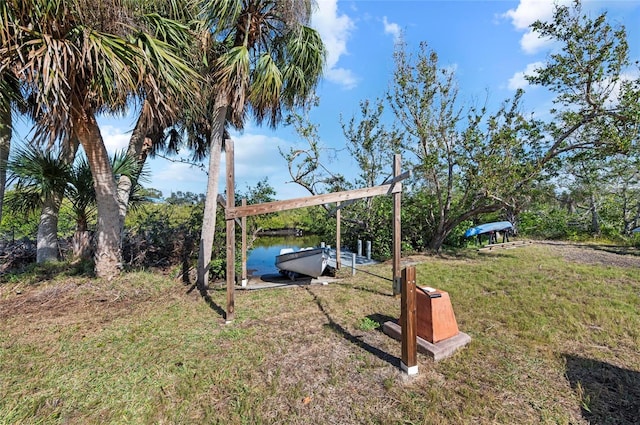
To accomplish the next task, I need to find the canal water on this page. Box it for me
[246,235,323,276]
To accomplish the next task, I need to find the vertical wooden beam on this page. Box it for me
[241,198,247,287]
[336,202,341,270]
[225,139,235,323]
[400,265,418,375]
[392,154,402,296]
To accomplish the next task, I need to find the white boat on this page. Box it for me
[275,247,329,278]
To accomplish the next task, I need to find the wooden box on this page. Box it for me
[401,288,459,343]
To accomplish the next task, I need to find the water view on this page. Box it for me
[246,235,323,276]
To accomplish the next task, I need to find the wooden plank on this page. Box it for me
[478,240,533,251]
[393,154,402,296]
[401,265,417,371]
[336,203,341,270]
[225,140,235,322]
[226,181,403,219]
[241,198,247,284]
[325,171,410,216]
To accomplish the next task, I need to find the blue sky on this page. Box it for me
[12,0,640,201]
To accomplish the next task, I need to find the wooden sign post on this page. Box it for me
[392,154,402,296]
[241,198,247,287]
[400,265,418,375]
[225,139,235,323]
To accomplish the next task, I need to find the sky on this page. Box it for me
[12,0,640,201]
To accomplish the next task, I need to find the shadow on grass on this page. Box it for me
[186,283,227,320]
[367,313,396,330]
[305,287,400,369]
[563,353,640,424]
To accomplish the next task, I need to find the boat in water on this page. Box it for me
[275,247,330,278]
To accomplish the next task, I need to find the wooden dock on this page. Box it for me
[478,240,533,251]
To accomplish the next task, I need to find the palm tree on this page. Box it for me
[4,146,72,263]
[66,154,95,262]
[194,0,326,288]
[0,0,199,278]
[116,1,203,231]
[68,151,148,262]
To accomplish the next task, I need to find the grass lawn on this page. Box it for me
[0,242,638,424]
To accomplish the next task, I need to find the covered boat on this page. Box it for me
[464,221,513,238]
[275,247,329,278]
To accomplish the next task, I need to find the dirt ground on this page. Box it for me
[538,240,640,268]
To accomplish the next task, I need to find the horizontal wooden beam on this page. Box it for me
[325,171,411,217]
[217,194,243,226]
[226,182,402,219]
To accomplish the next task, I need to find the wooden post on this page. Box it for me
[225,139,235,323]
[393,154,402,296]
[241,198,247,287]
[400,265,418,375]
[336,202,341,270]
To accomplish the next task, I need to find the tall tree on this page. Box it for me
[0,0,199,278]
[385,0,640,250]
[116,1,202,233]
[388,41,540,250]
[340,98,402,255]
[195,0,325,289]
[526,0,640,161]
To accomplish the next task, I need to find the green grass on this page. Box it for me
[0,244,639,424]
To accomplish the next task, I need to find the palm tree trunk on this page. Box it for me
[73,111,122,279]
[36,196,62,263]
[36,138,78,263]
[117,101,162,238]
[0,102,11,226]
[196,102,227,290]
[72,213,92,262]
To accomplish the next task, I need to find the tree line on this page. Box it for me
[1,0,639,282]
[283,0,640,254]
[1,0,325,288]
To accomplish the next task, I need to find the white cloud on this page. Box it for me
[325,67,358,90]
[502,0,570,54]
[520,30,552,55]
[152,161,208,194]
[101,125,130,153]
[312,0,358,89]
[221,130,312,200]
[507,61,544,90]
[382,16,401,43]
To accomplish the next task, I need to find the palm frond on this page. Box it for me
[279,25,325,107]
[249,52,283,127]
[215,45,250,116]
[111,150,149,184]
[5,145,71,213]
[197,0,242,37]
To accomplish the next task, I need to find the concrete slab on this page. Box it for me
[382,320,471,361]
[237,273,338,290]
